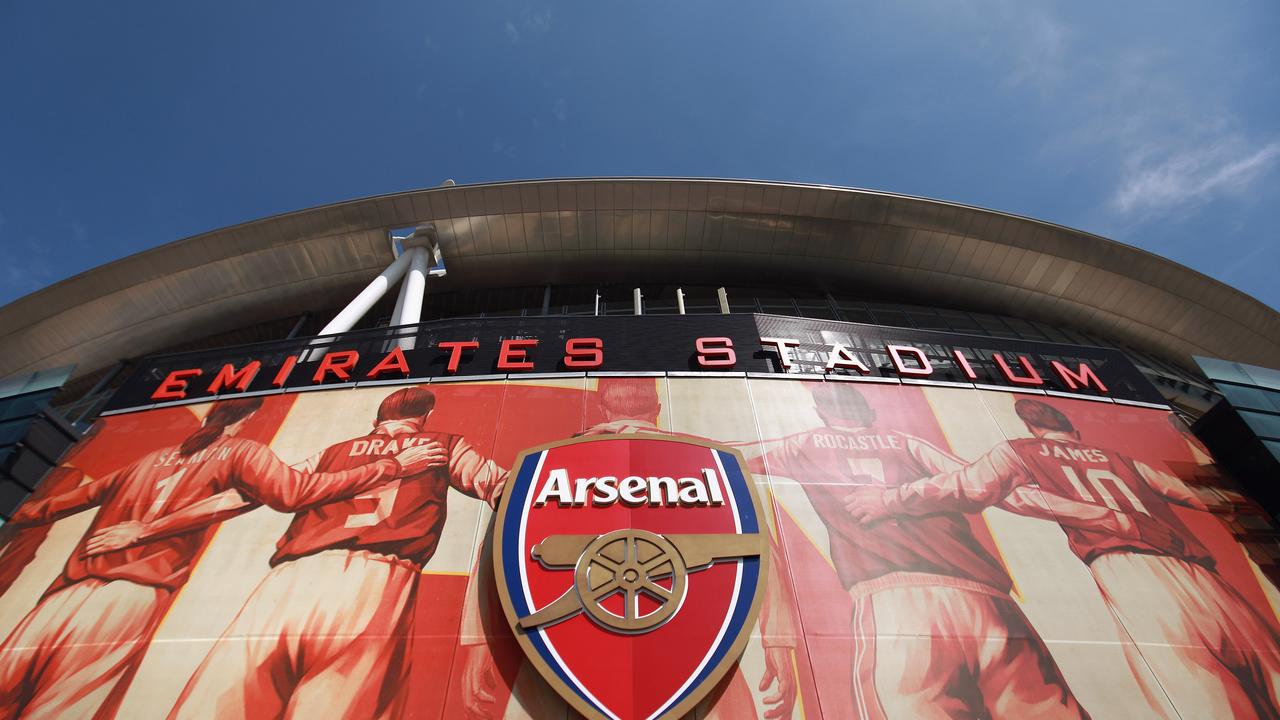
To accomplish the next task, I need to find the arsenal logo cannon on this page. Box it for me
[517,528,764,633]
[493,434,770,720]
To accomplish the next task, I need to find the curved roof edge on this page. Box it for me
[2,177,1277,381]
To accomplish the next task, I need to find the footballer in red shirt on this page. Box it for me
[849,397,1280,719]
[0,397,430,720]
[745,383,1096,719]
[160,387,507,720]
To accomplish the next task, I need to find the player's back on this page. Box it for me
[1010,435,1212,566]
[59,436,250,592]
[271,429,461,567]
[775,426,1011,592]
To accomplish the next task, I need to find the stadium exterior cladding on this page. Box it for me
[7,179,1280,720]
[1,177,1279,391]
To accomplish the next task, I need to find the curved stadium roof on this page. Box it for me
[2,178,1278,385]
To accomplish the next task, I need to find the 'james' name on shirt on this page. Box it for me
[1035,443,1109,464]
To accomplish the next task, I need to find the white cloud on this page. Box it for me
[523,8,552,35]
[1112,139,1280,217]
[1000,7,1070,90]
[504,7,551,44]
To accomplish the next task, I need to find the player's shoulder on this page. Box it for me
[220,435,272,460]
[1008,436,1041,451]
[416,429,461,447]
[883,428,926,444]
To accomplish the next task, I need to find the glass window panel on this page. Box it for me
[1196,357,1255,385]
[1243,364,1280,392]
[759,304,799,317]
[971,314,1017,338]
[836,301,873,324]
[1240,410,1280,439]
[906,311,950,331]
[797,301,838,320]
[1004,318,1049,341]
[1219,384,1280,413]
[870,310,913,328]
[0,420,26,447]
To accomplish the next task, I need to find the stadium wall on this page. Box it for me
[0,312,1277,719]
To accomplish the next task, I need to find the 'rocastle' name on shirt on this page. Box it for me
[534,467,727,508]
[811,432,903,451]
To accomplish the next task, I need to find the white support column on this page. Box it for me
[392,247,428,351]
[304,249,417,360]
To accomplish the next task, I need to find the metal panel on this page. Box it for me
[3,179,1280,384]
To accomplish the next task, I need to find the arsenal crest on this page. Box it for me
[493,434,769,720]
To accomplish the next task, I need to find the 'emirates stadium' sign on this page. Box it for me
[103,314,1164,413]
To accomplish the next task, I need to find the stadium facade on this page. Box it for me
[1,178,1279,719]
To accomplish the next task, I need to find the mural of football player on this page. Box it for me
[0,397,431,720]
[459,377,800,720]
[0,423,101,598]
[847,397,1280,719]
[129,387,508,720]
[744,383,1095,719]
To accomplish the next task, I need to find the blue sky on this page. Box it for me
[1,2,1277,309]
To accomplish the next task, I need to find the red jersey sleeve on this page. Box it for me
[229,439,401,511]
[10,465,130,526]
[886,441,1033,515]
[447,436,507,507]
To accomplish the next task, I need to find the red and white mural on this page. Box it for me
[0,375,1274,719]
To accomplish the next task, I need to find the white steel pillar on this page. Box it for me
[392,247,429,350]
[304,249,417,360]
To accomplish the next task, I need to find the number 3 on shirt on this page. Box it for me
[345,480,401,529]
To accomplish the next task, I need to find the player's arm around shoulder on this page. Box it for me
[1134,458,1211,511]
[883,440,1030,516]
[228,437,400,511]
[446,435,508,507]
[899,431,965,474]
[11,463,128,526]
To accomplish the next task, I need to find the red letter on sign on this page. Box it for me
[696,337,736,368]
[498,339,538,371]
[952,349,979,381]
[993,354,1044,386]
[1051,361,1109,393]
[313,351,360,383]
[207,362,261,394]
[367,347,411,379]
[272,356,298,388]
[152,368,203,401]
[887,345,933,377]
[438,341,480,374]
[564,338,604,369]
